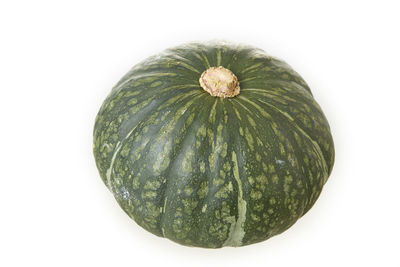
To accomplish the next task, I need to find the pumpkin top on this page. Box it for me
[199,66,240,98]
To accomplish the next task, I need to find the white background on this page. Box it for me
[1,0,399,266]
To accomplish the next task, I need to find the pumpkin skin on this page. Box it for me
[93,42,334,248]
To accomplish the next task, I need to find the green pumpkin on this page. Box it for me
[93,41,334,248]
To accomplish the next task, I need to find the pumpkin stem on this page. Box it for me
[199,66,240,98]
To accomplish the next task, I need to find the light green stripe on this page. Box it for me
[191,51,210,69]
[209,98,218,123]
[201,52,211,68]
[176,61,201,74]
[105,141,121,189]
[239,77,258,83]
[239,62,263,74]
[165,53,201,74]
[242,88,298,102]
[162,195,168,237]
[216,49,222,66]
[233,98,256,116]
[158,84,199,94]
[223,151,247,247]
[116,72,178,90]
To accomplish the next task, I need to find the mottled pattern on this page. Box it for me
[93,41,335,248]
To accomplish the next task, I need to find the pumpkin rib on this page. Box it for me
[195,98,222,245]
[238,93,327,175]
[256,98,329,178]
[243,88,333,167]
[254,97,328,211]
[232,96,314,222]
[112,91,205,236]
[101,98,161,188]
[157,93,208,241]
[224,101,250,246]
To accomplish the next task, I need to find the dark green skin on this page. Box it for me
[93,42,334,248]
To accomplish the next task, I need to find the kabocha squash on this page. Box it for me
[93,42,335,248]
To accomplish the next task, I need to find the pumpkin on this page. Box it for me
[93,41,335,248]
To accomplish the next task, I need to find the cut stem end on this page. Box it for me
[199,66,240,98]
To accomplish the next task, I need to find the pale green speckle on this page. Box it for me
[283,184,290,193]
[195,140,201,148]
[217,123,223,134]
[128,98,153,115]
[269,163,276,173]
[123,90,141,97]
[284,175,293,184]
[197,181,208,198]
[250,190,262,200]
[199,161,205,173]
[196,124,207,137]
[127,98,137,105]
[221,142,228,158]
[248,176,254,185]
[184,186,193,196]
[144,180,161,190]
[256,137,263,146]
[279,143,285,154]
[173,218,183,233]
[223,161,231,172]
[186,113,195,126]
[253,202,264,212]
[271,174,279,184]
[208,153,217,173]
[182,198,198,215]
[213,178,224,186]
[181,149,194,174]
[207,128,214,146]
[214,182,233,199]
[150,81,162,87]
[131,137,150,162]
[142,191,157,199]
[262,162,268,173]
[152,139,172,175]
[132,175,140,189]
[251,213,261,222]
[202,204,207,212]
[120,145,130,157]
